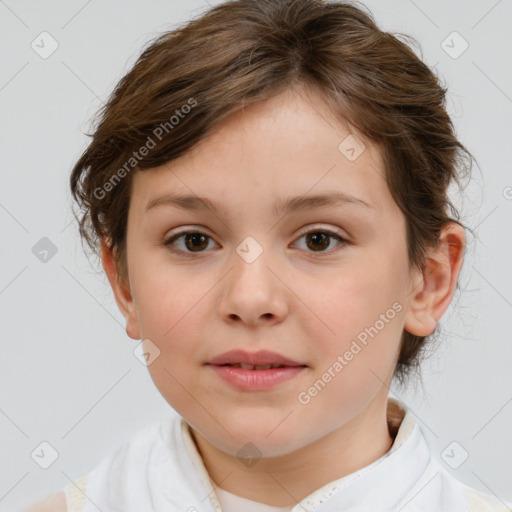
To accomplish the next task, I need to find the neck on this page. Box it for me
[190,394,397,508]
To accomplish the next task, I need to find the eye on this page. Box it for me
[163,226,349,258]
[163,230,218,257]
[292,227,349,255]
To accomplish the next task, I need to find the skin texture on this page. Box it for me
[101,86,465,507]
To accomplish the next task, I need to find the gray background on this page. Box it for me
[1,0,511,510]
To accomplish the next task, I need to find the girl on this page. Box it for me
[22,0,511,510]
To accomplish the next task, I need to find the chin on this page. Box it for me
[193,412,306,456]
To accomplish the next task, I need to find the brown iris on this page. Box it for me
[184,233,209,252]
[305,232,330,251]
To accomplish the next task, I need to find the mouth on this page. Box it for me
[207,364,307,391]
[205,350,308,391]
[215,363,301,370]
[205,349,307,368]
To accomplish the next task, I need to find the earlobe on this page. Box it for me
[404,223,465,338]
[101,239,141,340]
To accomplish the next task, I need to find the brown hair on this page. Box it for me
[69,0,474,388]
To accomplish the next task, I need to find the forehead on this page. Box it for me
[130,87,391,217]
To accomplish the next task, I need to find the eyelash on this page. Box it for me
[163,226,350,258]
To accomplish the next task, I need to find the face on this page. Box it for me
[108,87,431,458]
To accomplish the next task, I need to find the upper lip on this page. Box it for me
[206,349,306,367]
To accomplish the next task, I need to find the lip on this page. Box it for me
[205,349,305,367]
[208,365,306,391]
[205,349,308,391]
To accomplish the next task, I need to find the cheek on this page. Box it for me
[301,276,404,423]
[307,261,405,375]
[131,251,204,331]
[133,270,211,407]
[314,266,400,333]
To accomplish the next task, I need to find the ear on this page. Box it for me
[101,239,141,340]
[404,223,465,337]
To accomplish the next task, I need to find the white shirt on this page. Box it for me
[63,397,512,512]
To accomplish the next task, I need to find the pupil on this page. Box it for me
[307,232,329,251]
[185,233,208,251]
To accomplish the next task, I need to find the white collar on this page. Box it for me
[83,397,472,512]
[179,397,424,512]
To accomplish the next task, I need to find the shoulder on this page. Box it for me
[18,492,67,512]
[17,417,180,512]
[461,483,512,512]
[19,472,90,512]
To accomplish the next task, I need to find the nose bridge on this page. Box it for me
[230,233,274,294]
[235,234,267,267]
[218,233,288,324]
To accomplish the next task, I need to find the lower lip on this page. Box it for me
[207,365,306,391]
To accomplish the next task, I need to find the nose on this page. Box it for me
[217,242,289,327]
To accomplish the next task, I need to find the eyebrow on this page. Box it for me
[145,191,374,216]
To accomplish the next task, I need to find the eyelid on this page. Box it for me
[164,225,214,239]
[163,223,350,257]
[164,224,348,243]
[295,223,347,240]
